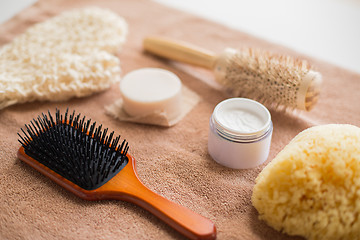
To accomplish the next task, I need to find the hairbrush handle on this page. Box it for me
[96,154,217,240]
[114,181,216,240]
[143,36,217,69]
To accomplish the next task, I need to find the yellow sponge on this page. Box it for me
[252,124,360,240]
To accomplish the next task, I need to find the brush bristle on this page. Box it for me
[18,109,129,190]
[216,48,321,111]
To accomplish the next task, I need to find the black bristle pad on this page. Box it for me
[18,109,129,190]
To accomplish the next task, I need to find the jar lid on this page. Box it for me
[213,98,271,139]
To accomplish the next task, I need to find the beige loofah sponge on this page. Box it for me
[252,124,360,240]
[0,7,128,110]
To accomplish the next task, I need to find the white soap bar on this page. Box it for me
[119,68,182,119]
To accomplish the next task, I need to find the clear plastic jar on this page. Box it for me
[208,98,273,169]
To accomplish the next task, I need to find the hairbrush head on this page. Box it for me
[18,109,129,190]
[214,48,322,111]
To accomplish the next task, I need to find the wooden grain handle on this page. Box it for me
[143,36,217,69]
[102,159,217,240]
[120,183,216,240]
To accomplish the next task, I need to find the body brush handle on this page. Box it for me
[143,36,217,69]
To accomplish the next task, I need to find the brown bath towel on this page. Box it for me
[1,0,359,239]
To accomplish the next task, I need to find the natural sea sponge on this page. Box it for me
[0,7,128,110]
[252,124,360,240]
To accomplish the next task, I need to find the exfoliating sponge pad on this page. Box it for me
[252,124,360,240]
[0,7,127,110]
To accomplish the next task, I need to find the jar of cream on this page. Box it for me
[208,98,273,169]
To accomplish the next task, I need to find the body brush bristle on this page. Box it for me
[215,48,322,111]
[143,36,322,111]
[18,109,129,190]
[17,109,216,240]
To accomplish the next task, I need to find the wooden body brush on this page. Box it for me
[17,109,216,240]
[143,36,322,111]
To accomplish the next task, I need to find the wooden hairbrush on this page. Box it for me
[143,36,322,111]
[17,109,216,240]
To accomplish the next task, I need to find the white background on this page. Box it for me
[1,0,360,74]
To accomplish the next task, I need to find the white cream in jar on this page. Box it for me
[208,98,273,169]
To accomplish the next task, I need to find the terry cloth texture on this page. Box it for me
[0,0,359,239]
